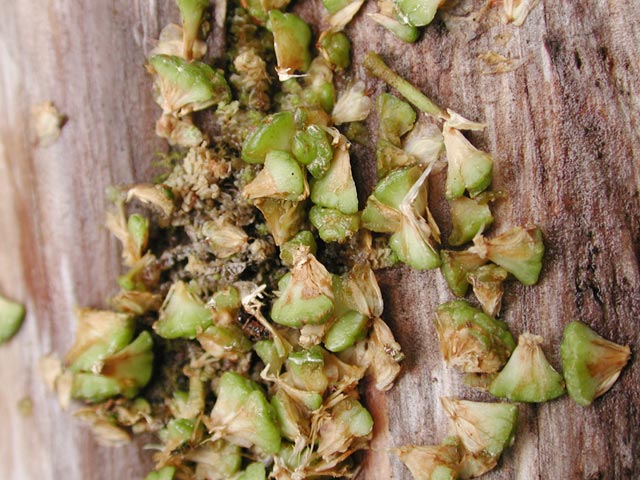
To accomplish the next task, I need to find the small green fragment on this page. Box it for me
[467,264,508,317]
[390,214,441,270]
[153,281,213,339]
[236,462,267,480]
[161,417,195,445]
[149,55,231,115]
[363,52,445,119]
[490,333,565,403]
[322,0,351,14]
[242,111,296,164]
[292,125,333,179]
[470,225,544,286]
[439,249,487,297]
[212,286,241,311]
[377,93,416,146]
[309,206,360,243]
[448,195,494,246]
[185,440,242,478]
[361,195,402,233]
[127,213,149,255]
[176,0,208,59]
[395,443,461,480]
[0,295,25,344]
[243,150,307,202]
[443,125,493,199]
[72,372,121,403]
[271,274,334,328]
[301,59,336,112]
[241,0,292,23]
[269,11,312,78]
[255,339,286,375]
[198,324,253,360]
[65,309,135,372]
[394,0,442,27]
[434,300,515,373]
[344,121,370,145]
[271,250,334,328]
[561,321,631,406]
[100,331,154,398]
[376,139,417,179]
[145,466,176,480]
[368,13,419,43]
[209,371,282,454]
[286,345,329,393]
[441,397,518,459]
[317,397,373,458]
[324,310,369,352]
[336,397,373,436]
[310,138,359,214]
[280,231,318,266]
[271,389,309,441]
[255,198,306,246]
[319,31,351,69]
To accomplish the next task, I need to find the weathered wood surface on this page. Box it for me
[0,1,639,479]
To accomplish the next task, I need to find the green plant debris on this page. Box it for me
[490,333,565,403]
[434,300,515,374]
[561,321,631,406]
[0,295,25,344]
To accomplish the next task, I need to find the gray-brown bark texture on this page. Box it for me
[0,1,638,479]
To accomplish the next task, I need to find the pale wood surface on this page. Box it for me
[1,1,639,479]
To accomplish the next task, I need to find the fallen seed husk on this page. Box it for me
[309,134,359,214]
[65,309,135,372]
[394,0,443,27]
[440,249,487,297]
[149,55,231,115]
[176,0,209,60]
[153,281,213,339]
[560,321,631,406]
[467,264,508,317]
[443,125,493,200]
[440,397,518,460]
[448,195,494,246]
[434,300,515,374]
[377,93,417,146]
[269,10,312,80]
[242,111,296,164]
[331,80,372,125]
[470,224,544,286]
[318,31,351,70]
[367,13,419,43]
[395,443,461,480]
[243,150,308,202]
[208,371,282,454]
[271,248,334,327]
[490,333,565,403]
[309,205,360,243]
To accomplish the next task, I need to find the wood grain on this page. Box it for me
[1,1,638,479]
